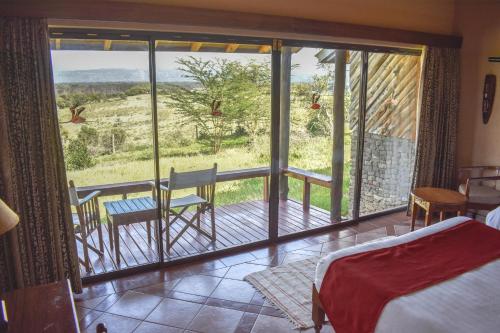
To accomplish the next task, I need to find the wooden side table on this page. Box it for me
[410,187,467,231]
[103,197,158,266]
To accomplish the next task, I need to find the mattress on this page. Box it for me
[315,217,500,333]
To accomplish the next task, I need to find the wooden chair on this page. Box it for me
[68,180,104,273]
[458,166,500,213]
[155,164,217,252]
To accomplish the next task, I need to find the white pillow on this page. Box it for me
[485,206,500,230]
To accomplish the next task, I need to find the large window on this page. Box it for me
[50,30,422,279]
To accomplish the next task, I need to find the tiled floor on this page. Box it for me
[75,211,420,333]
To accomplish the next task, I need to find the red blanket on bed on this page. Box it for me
[319,220,500,333]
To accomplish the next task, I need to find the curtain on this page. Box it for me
[0,17,81,292]
[411,46,460,191]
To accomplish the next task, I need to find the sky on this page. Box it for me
[51,47,331,81]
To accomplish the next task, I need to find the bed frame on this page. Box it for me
[312,284,326,333]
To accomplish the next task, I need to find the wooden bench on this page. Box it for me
[283,167,332,211]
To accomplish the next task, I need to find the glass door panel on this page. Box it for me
[359,52,420,216]
[154,40,272,259]
[51,38,160,277]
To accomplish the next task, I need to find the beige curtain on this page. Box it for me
[0,17,81,292]
[411,46,460,190]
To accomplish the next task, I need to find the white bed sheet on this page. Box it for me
[315,217,500,333]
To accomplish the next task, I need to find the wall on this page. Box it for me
[350,133,415,215]
[454,1,500,166]
[110,0,456,35]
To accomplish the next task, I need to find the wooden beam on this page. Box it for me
[225,43,239,52]
[279,47,292,200]
[269,39,281,241]
[259,45,272,53]
[103,39,112,51]
[2,2,462,48]
[190,42,202,52]
[331,50,347,222]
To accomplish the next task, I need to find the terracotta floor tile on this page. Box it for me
[134,321,184,333]
[249,292,266,306]
[93,293,124,311]
[112,271,169,293]
[321,237,357,253]
[106,291,162,320]
[260,306,286,318]
[76,294,108,309]
[235,312,259,333]
[167,290,208,304]
[225,263,267,280]
[188,305,244,333]
[82,313,141,333]
[146,298,202,328]
[173,274,221,297]
[184,259,227,274]
[248,247,279,259]
[75,281,115,301]
[133,279,180,298]
[250,314,295,333]
[281,252,316,265]
[210,279,256,303]
[199,267,230,278]
[220,252,257,266]
[205,297,249,312]
[78,310,103,330]
[76,305,91,319]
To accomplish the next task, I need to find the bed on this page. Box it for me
[312,216,500,333]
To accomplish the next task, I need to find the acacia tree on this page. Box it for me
[167,57,270,153]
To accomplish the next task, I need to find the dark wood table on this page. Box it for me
[410,187,467,231]
[1,280,79,333]
[103,196,158,265]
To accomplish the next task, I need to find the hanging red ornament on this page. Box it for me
[310,93,321,110]
[211,99,222,117]
[69,106,86,123]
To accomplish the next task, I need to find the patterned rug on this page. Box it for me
[244,257,320,329]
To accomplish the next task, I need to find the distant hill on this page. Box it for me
[53,68,316,84]
[53,68,194,84]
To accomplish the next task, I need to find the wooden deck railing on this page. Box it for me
[76,167,271,200]
[75,166,332,211]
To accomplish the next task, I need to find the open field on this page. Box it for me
[58,91,352,216]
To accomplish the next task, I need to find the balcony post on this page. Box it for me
[331,50,347,222]
[279,46,292,201]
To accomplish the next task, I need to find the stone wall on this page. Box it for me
[350,132,415,215]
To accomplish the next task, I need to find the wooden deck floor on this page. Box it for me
[78,199,332,277]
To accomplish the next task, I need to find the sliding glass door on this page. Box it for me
[154,38,273,259]
[51,37,162,277]
[358,52,421,216]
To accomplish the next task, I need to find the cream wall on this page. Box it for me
[454,1,500,166]
[109,0,457,34]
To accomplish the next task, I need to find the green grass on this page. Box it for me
[60,93,353,217]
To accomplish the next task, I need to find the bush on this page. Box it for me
[66,139,95,170]
[77,125,99,146]
[101,127,127,154]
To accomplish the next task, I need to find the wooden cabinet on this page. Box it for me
[1,280,79,333]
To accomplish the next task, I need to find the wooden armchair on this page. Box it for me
[68,180,104,273]
[458,166,500,211]
[152,164,217,252]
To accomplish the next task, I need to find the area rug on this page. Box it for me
[244,257,320,329]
